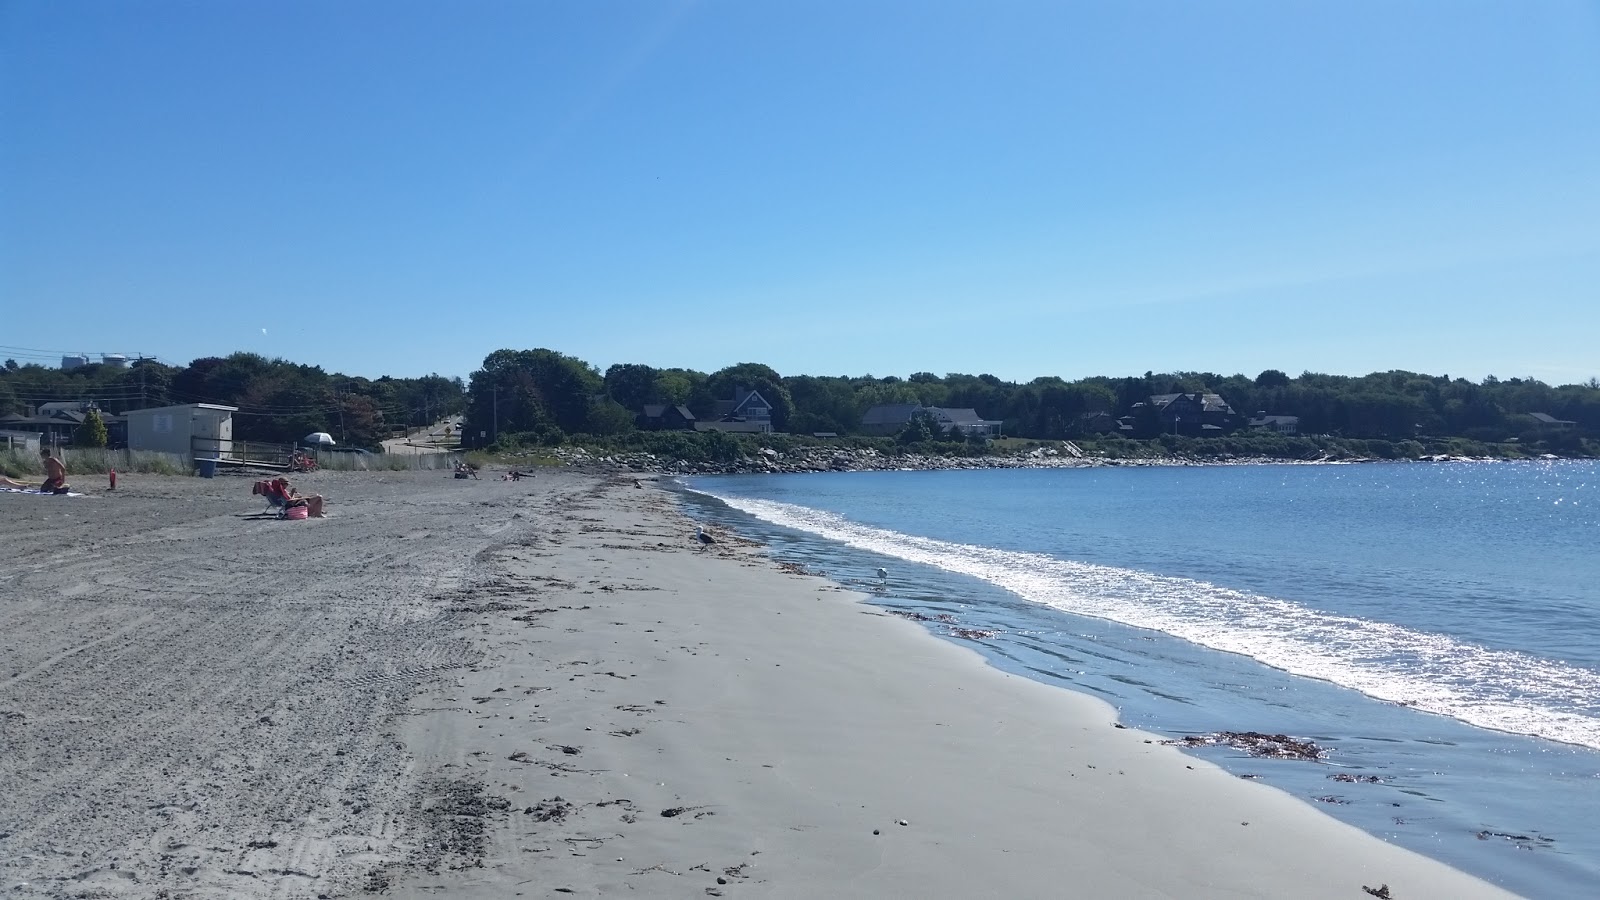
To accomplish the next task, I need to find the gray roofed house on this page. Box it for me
[702,388,775,433]
[1148,392,1239,433]
[1246,413,1300,435]
[860,404,1001,438]
[860,403,925,436]
[637,404,697,431]
[929,407,1003,437]
[1527,412,1577,427]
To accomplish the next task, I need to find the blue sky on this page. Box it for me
[4,1,1597,384]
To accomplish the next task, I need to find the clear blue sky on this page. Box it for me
[4,1,1597,384]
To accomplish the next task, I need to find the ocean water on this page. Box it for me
[681,462,1600,899]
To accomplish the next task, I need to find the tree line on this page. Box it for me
[0,353,465,448]
[461,349,1600,450]
[6,348,1595,453]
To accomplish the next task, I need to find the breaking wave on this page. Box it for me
[702,492,1600,751]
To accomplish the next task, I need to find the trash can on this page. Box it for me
[197,458,218,478]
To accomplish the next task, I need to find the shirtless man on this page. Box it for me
[38,448,69,494]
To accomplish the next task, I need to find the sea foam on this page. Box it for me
[705,492,1600,751]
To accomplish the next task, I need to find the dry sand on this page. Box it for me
[0,471,1516,899]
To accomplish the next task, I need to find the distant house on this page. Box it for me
[637,404,697,431]
[928,407,1002,438]
[1246,413,1301,435]
[860,403,925,436]
[859,404,1001,438]
[1527,412,1576,429]
[1075,411,1118,434]
[0,404,124,447]
[713,389,775,432]
[1147,392,1239,434]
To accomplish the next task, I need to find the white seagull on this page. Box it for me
[695,526,717,549]
[876,567,888,582]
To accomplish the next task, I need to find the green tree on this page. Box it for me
[465,348,604,446]
[74,408,108,448]
[586,398,637,435]
[604,363,662,411]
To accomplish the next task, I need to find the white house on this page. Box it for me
[125,404,238,457]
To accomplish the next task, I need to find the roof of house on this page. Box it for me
[640,404,696,420]
[860,403,924,426]
[931,407,1000,426]
[1,411,87,425]
[715,389,771,418]
[1247,415,1300,426]
[1528,412,1576,425]
[125,403,238,415]
[1150,392,1236,415]
[36,401,90,414]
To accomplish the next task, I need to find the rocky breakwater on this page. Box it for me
[537,444,1263,476]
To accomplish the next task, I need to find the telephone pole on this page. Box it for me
[492,385,498,444]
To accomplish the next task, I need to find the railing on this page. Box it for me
[191,436,295,470]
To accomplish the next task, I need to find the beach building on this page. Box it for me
[125,403,237,458]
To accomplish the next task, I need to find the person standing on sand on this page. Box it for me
[38,448,69,494]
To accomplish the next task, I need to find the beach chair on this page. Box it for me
[253,480,291,516]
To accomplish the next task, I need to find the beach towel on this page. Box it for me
[1,487,85,497]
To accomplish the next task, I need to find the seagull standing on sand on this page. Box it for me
[876,567,888,583]
[695,526,717,549]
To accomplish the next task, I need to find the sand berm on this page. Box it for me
[0,470,1514,899]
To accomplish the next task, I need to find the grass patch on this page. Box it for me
[1,448,190,477]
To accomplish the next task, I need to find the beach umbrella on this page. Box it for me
[304,432,336,446]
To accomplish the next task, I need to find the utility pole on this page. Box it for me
[492,384,498,444]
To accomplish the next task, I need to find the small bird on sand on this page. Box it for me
[695,526,717,549]
[876,567,888,582]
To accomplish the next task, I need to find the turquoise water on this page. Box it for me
[683,461,1600,899]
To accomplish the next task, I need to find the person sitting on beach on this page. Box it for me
[37,448,69,495]
[266,477,325,518]
[0,474,39,489]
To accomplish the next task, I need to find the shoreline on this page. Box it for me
[535,445,1587,477]
[0,470,1518,898]
[382,474,1514,898]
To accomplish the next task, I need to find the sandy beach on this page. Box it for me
[0,471,1516,899]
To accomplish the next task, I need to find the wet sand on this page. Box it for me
[0,471,1515,898]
